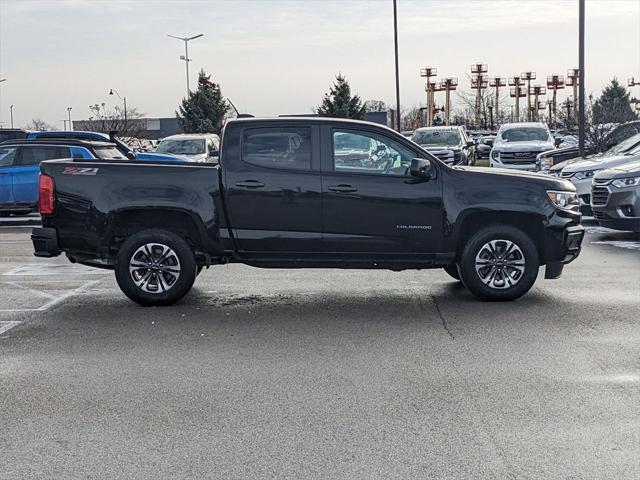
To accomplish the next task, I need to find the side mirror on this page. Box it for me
[466,140,475,147]
[410,158,433,179]
[126,152,135,160]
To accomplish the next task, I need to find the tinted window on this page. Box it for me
[16,146,69,165]
[242,128,311,170]
[501,128,550,143]
[0,146,18,166]
[332,130,415,176]
[157,139,206,155]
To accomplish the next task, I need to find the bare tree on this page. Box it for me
[364,100,388,113]
[74,104,148,138]
[24,118,55,131]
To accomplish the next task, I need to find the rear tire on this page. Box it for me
[443,264,461,281]
[458,225,539,301]
[115,229,197,306]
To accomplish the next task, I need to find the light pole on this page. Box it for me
[10,104,14,128]
[168,33,204,96]
[578,0,585,158]
[66,107,72,130]
[420,67,437,127]
[546,75,565,129]
[441,78,458,126]
[509,76,526,122]
[471,63,488,128]
[392,0,401,132]
[529,85,546,122]
[489,77,506,128]
[521,71,536,121]
[109,88,127,129]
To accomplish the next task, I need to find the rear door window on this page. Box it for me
[15,146,70,165]
[242,128,311,170]
[0,146,19,166]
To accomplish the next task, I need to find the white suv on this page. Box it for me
[490,123,555,171]
[156,133,220,163]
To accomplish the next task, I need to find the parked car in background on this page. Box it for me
[0,138,126,216]
[27,131,187,162]
[475,135,496,159]
[411,126,476,165]
[0,129,29,143]
[560,142,640,213]
[490,122,555,171]
[591,161,640,232]
[401,131,414,139]
[156,134,220,163]
[547,133,640,176]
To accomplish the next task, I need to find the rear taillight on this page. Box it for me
[39,174,55,215]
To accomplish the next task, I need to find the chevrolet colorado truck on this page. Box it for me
[31,118,585,306]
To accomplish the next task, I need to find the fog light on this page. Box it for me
[620,205,635,217]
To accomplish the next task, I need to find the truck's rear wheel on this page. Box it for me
[458,225,539,301]
[115,229,197,306]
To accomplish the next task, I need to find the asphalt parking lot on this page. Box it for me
[1,217,639,479]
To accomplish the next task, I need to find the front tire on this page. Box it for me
[458,225,539,301]
[115,229,197,306]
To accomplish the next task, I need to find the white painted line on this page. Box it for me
[3,264,108,276]
[0,321,22,335]
[2,281,56,300]
[0,280,101,313]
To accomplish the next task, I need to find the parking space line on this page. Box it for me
[0,280,101,313]
[0,321,22,335]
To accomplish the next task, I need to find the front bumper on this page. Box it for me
[591,185,640,232]
[31,227,61,257]
[543,223,585,279]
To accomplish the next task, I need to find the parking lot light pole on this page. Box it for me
[546,74,565,129]
[66,107,72,130]
[471,63,488,128]
[567,68,580,128]
[109,89,127,129]
[441,78,458,126]
[529,85,546,122]
[509,76,525,122]
[578,0,585,158]
[9,104,14,128]
[393,0,401,132]
[489,77,506,129]
[521,72,536,121]
[420,67,437,127]
[168,33,204,96]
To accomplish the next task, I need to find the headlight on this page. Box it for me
[611,176,640,188]
[490,150,500,161]
[574,170,595,180]
[547,190,579,209]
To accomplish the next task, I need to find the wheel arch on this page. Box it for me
[452,210,548,263]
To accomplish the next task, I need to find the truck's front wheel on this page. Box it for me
[458,226,539,301]
[115,229,197,306]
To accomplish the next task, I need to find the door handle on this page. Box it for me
[235,180,265,189]
[328,184,357,193]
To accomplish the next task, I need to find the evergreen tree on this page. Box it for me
[177,70,228,134]
[317,74,366,119]
[592,78,637,124]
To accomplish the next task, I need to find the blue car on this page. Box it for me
[26,131,188,162]
[0,138,126,216]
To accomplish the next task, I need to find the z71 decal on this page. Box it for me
[62,167,99,176]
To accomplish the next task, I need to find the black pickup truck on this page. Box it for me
[31,118,584,305]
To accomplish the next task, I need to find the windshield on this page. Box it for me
[412,130,461,145]
[500,127,550,143]
[157,139,206,155]
[94,146,127,160]
[606,133,640,155]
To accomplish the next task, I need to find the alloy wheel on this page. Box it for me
[128,243,181,293]
[474,239,525,289]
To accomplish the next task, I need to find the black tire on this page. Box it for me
[115,229,197,306]
[443,264,461,281]
[458,225,539,301]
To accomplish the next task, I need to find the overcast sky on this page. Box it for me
[0,0,638,128]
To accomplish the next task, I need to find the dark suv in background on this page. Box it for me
[411,126,476,165]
